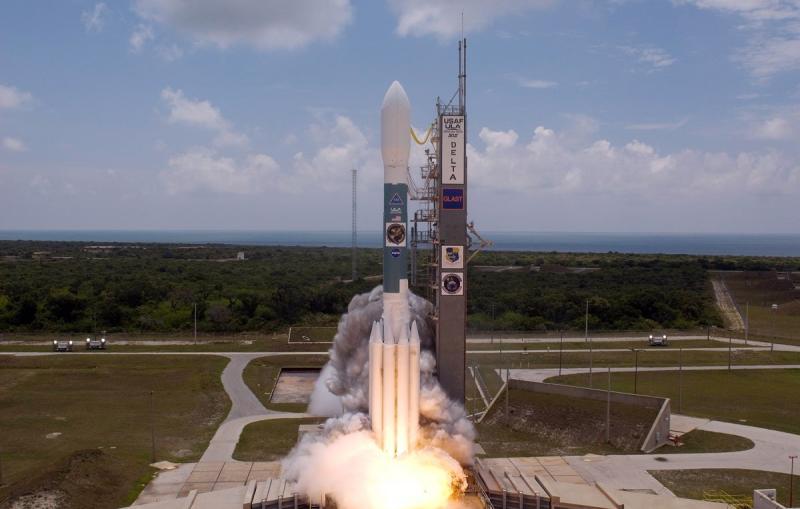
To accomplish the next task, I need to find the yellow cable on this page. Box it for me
[410,125,432,145]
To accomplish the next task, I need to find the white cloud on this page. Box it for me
[291,115,377,191]
[388,0,554,39]
[468,120,800,197]
[130,24,154,53]
[676,0,800,78]
[479,127,519,150]
[134,0,353,50]
[2,137,27,152]
[81,3,108,32]
[160,87,249,147]
[753,116,794,139]
[519,79,558,89]
[620,45,677,70]
[161,88,225,130]
[157,44,183,62]
[161,148,279,194]
[160,114,374,195]
[0,84,33,109]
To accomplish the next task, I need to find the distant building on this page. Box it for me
[237,252,245,261]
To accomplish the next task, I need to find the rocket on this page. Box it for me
[368,81,421,457]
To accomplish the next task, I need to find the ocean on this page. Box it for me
[0,230,798,257]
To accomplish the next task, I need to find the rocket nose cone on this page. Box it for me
[381,81,411,170]
[382,81,410,112]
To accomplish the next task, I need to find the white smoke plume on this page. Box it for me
[285,286,475,509]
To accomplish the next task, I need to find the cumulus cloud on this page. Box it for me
[0,84,33,110]
[134,0,353,50]
[161,87,249,147]
[161,148,279,194]
[81,3,108,32]
[130,24,154,53]
[290,115,378,191]
[676,0,800,78]
[468,120,800,197]
[626,118,689,131]
[620,45,677,71]
[388,0,554,39]
[2,137,27,152]
[519,79,558,89]
[160,114,374,195]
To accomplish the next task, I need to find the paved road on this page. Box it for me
[506,364,800,383]
[566,417,800,493]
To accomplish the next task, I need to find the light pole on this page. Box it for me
[585,299,589,343]
[744,301,749,346]
[150,390,156,463]
[678,347,683,414]
[559,330,563,377]
[790,455,797,508]
[771,303,778,352]
[606,367,611,443]
[193,303,197,345]
[630,348,640,394]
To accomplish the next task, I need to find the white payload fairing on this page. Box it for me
[368,81,421,457]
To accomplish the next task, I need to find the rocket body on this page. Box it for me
[368,81,420,458]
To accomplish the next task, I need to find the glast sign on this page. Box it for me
[442,115,464,184]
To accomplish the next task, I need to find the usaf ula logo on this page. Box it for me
[441,245,464,269]
[446,246,460,264]
[389,193,403,206]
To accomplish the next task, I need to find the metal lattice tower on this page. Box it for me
[351,168,357,281]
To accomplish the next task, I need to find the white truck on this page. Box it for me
[52,339,74,352]
[85,336,107,350]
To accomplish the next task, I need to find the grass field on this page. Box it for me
[465,339,720,351]
[650,469,800,507]
[242,355,328,412]
[467,349,800,372]
[550,369,800,435]
[721,271,800,342]
[653,429,754,454]
[0,354,230,508]
[288,326,337,343]
[477,389,657,457]
[233,417,326,462]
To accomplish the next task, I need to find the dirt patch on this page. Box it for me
[712,278,745,330]
[270,368,320,404]
[0,450,131,509]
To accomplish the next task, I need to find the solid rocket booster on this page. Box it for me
[367,81,421,458]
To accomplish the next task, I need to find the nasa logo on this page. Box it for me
[442,188,464,209]
[391,248,401,258]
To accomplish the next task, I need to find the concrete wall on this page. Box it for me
[754,489,790,509]
[508,378,671,452]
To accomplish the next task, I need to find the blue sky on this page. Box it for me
[1,0,799,233]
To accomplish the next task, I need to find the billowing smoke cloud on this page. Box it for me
[286,287,475,509]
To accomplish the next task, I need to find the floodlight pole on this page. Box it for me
[728,336,732,371]
[193,303,197,345]
[150,390,156,463]
[771,304,777,352]
[679,347,683,414]
[606,367,611,443]
[632,349,639,394]
[790,455,797,508]
[559,330,563,377]
[744,301,749,345]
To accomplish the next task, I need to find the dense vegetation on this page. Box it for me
[1,240,795,334]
